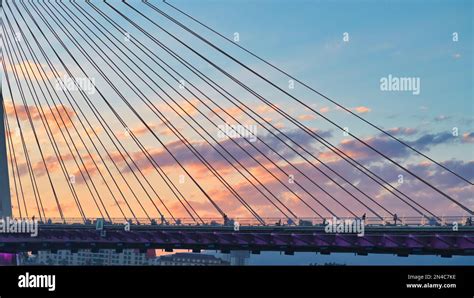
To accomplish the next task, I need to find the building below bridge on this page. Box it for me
[211,250,250,266]
[157,253,230,266]
[18,250,230,266]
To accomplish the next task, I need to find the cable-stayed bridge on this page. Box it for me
[0,0,473,257]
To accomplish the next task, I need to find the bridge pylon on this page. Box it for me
[0,87,12,218]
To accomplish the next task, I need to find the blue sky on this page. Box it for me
[161,0,474,157]
[113,0,473,163]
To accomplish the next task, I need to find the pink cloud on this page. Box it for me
[387,127,418,136]
[462,132,474,143]
[319,106,330,113]
[352,106,371,114]
[298,114,316,121]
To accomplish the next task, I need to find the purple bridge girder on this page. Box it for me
[0,226,473,256]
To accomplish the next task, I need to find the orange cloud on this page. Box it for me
[5,60,62,80]
[462,132,474,143]
[319,106,330,113]
[29,153,74,177]
[211,105,245,119]
[115,123,161,139]
[70,160,100,184]
[274,122,285,129]
[255,103,280,114]
[177,99,200,117]
[5,102,76,129]
[352,106,371,114]
[298,114,316,121]
[154,99,201,118]
[387,127,417,136]
[109,151,126,163]
[85,126,103,137]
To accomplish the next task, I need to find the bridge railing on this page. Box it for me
[6,216,472,227]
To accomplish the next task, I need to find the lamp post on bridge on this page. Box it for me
[0,88,13,218]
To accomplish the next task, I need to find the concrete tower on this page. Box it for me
[0,88,12,218]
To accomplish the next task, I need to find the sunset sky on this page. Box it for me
[2,0,473,222]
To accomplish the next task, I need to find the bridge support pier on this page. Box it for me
[0,89,12,218]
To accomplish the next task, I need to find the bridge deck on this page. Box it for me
[1,223,473,256]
